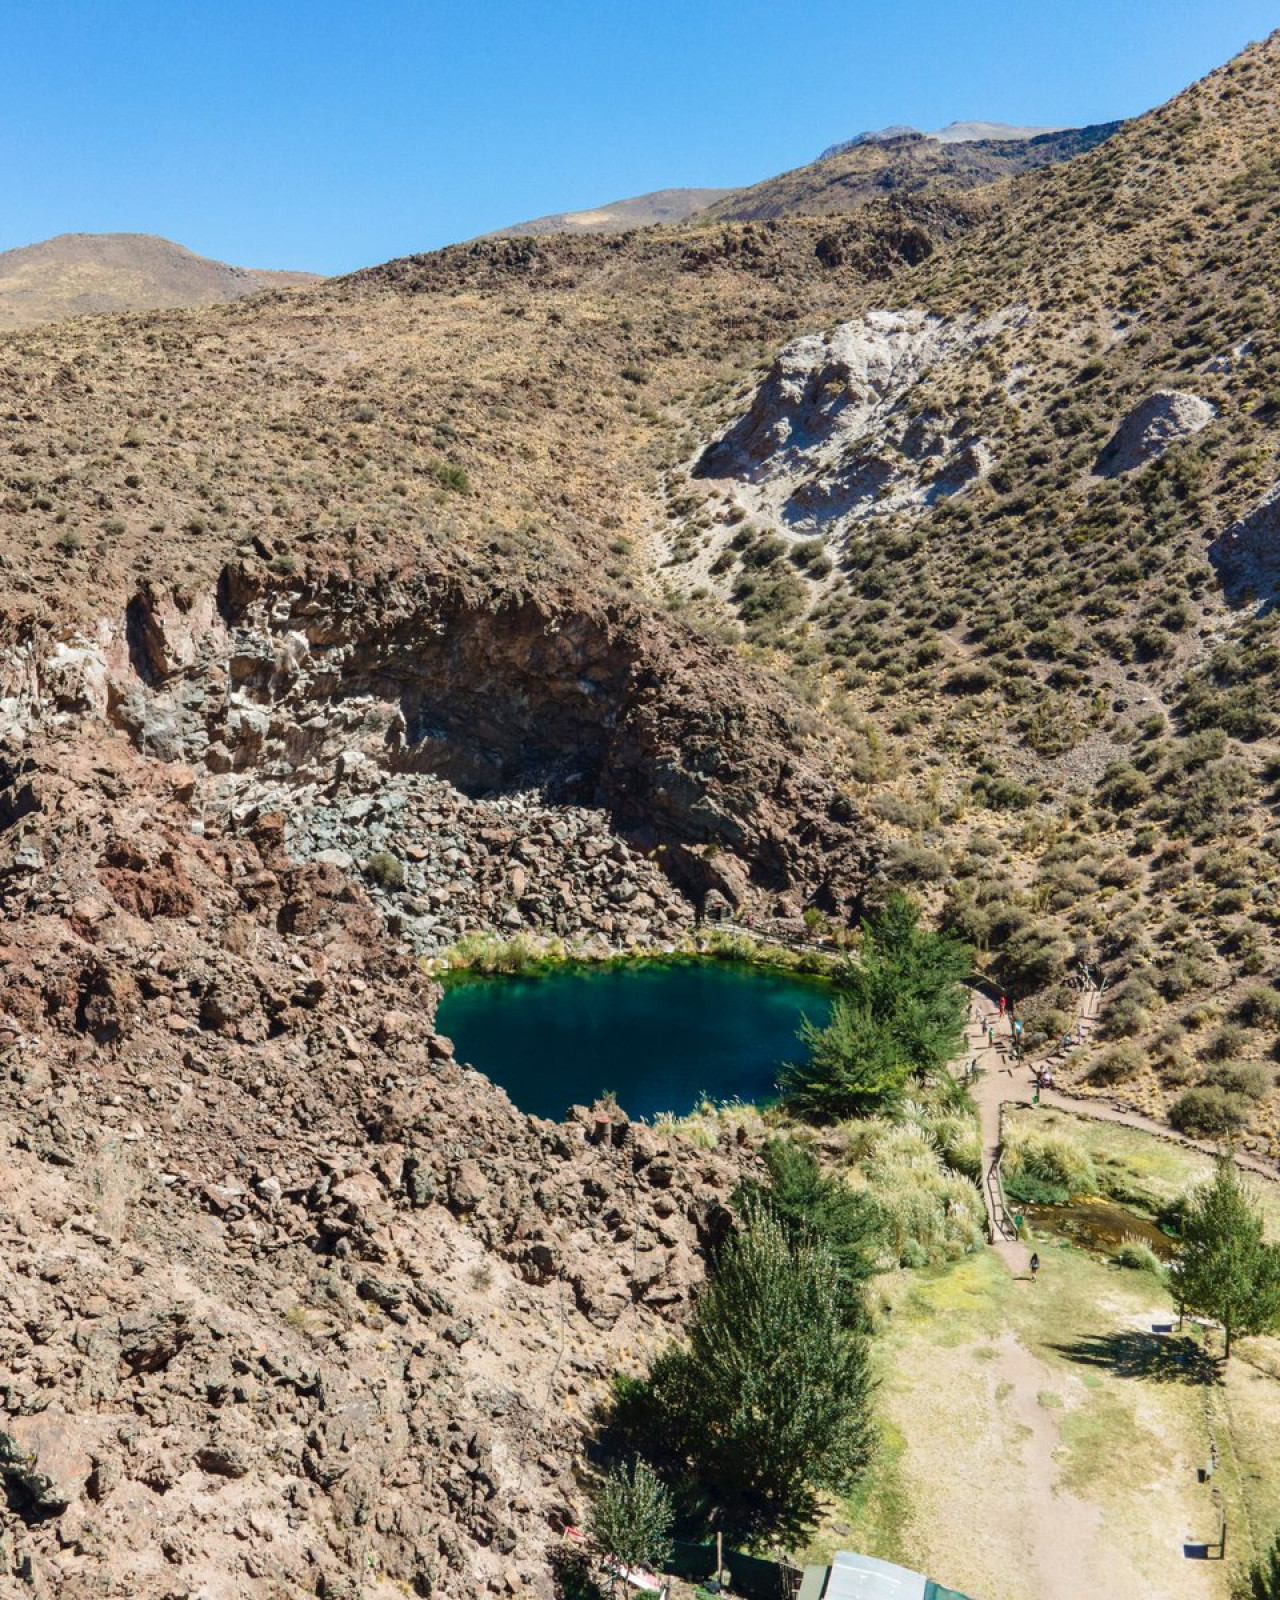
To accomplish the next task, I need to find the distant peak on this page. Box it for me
[819,126,922,159]
[930,120,1067,144]
[819,120,1068,161]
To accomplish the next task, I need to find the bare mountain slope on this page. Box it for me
[491,122,1116,239]
[672,31,1280,1147]
[0,232,320,330]
[700,122,1123,223]
[490,185,735,237]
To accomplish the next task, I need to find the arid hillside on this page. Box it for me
[699,121,1123,223]
[667,31,1280,1147]
[0,232,319,330]
[489,121,1120,240]
[490,186,735,237]
[1,29,1280,1600]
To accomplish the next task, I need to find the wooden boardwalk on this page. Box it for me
[965,973,1106,1271]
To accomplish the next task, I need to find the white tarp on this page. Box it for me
[824,1550,930,1600]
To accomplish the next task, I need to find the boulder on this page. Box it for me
[1210,480,1280,601]
[0,1411,91,1517]
[1094,390,1215,476]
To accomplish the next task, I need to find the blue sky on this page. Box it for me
[3,1,1276,275]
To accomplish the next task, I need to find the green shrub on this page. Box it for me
[1089,1043,1143,1085]
[1000,922,1071,989]
[364,851,406,890]
[1103,978,1155,1039]
[741,535,787,569]
[1234,986,1280,1029]
[1205,1023,1244,1062]
[1203,1062,1272,1101]
[1114,1237,1165,1275]
[586,1458,673,1577]
[884,842,947,883]
[429,460,470,494]
[945,663,998,695]
[1168,1087,1251,1137]
[1004,1129,1099,1202]
[790,537,829,570]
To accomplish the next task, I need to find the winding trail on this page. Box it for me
[962,978,1280,1273]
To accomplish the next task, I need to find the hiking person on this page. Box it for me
[999,993,1007,1016]
[1030,1252,1040,1283]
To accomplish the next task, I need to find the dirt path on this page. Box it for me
[985,1328,1106,1600]
[1034,1086,1280,1186]
[883,1261,1225,1600]
[962,981,1279,1268]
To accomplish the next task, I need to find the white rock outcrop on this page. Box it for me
[1093,390,1215,477]
[1210,482,1280,601]
[695,307,1019,541]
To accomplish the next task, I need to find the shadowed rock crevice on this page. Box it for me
[112,566,878,918]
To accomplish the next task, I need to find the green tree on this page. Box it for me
[735,1138,880,1325]
[782,893,970,1120]
[627,1200,876,1534]
[1244,1527,1280,1600]
[586,1457,674,1587]
[1169,1156,1280,1359]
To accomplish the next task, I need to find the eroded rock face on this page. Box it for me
[694,307,1018,538]
[1210,480,1280,602]
[88,566,877,920]
[0,558,877,1596]
[1093,390,1215,477]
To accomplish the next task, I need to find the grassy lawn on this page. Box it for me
[796,1116,1280,1600]
[1005,1105,1280,1232]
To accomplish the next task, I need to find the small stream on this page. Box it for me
[1021,1197,1176,1260]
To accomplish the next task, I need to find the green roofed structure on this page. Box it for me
[798,1550,978,1600]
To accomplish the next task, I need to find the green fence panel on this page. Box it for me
[667,1541,800,1597]
[669,1541,717,1581]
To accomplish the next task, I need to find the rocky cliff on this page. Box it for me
[0,552,875,1595]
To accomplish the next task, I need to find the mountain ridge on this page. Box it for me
[0,230,320,330]
[1,28,1280,1600]
[488,118,1123,238]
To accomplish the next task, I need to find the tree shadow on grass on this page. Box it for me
[1049,1330,1220,1386]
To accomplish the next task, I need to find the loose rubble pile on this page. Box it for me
[217,757,692,956]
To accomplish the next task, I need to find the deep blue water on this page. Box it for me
[435,959,833,1121]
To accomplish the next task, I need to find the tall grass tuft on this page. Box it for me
[1002,1126,1099,1204]
[851,1119,986,1266]
[442,931,567,974]
[1114,1235,1166,1276]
